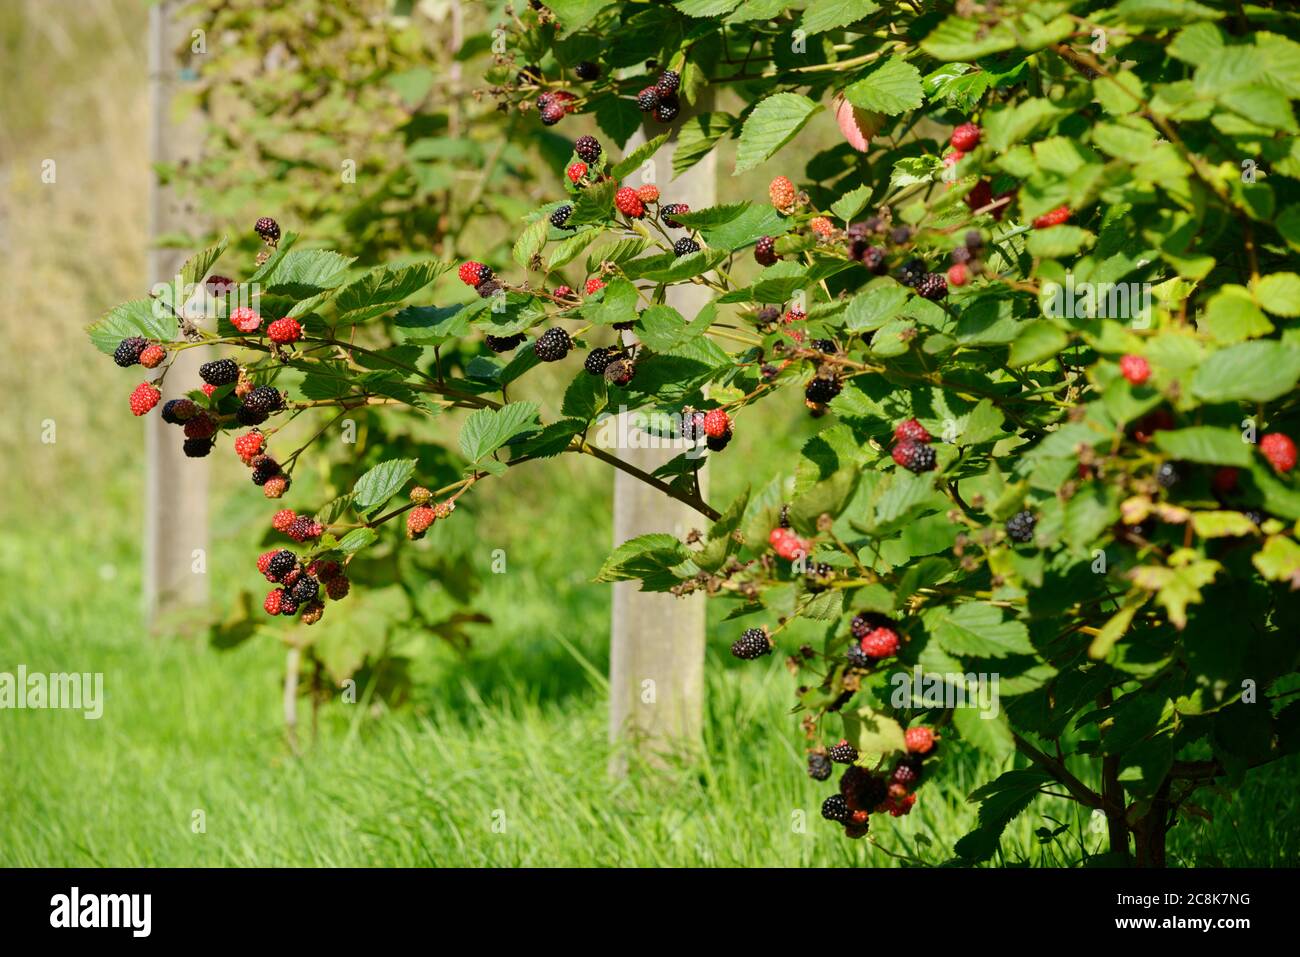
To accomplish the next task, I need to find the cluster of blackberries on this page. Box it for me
[844,214,950,299]
[890,417,936,473]
[680,407,733,452]
[819,725,937,838]
[457,260,502,300]
[635,69,680,122]
[536,89,578,126]
[584,346,636,386]
[258,548,349,623]
[947,230,985,286]
[845,610,902,666]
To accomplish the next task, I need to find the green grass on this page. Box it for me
[2,457,1297,868]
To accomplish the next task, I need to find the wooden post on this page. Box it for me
[609,105,717,773]
[145,0,209,628]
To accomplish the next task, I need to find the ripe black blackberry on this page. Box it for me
[550,204,573,229]
[812,339,837,354]
[655,69,680,95]
[673,237,700,257]
[516,64,542,85]
[254,217,280,245]
[1156,461,1184,489]
[182,438,213,458]
[243,386,284,416]
[892,756,923,786]
[808,753,833,782]
[755,306,781,326]
[805,376,841,404]
[613,320,635,331]
[533,327,572,362]
[573,135,601,164]
[862,246,887,275]
[889,225,913,245]
[289,575,319,605]
[731,628,772,660]
[654,95,679,122]
[477,279,504,300]
[706,429,732,452]
[821,794,851,823]
[199,358,239,386]
[893,439,936,472]
[251,456,282,486]
[267,550,297,581]
[897,258,926,287]
[161,399,185,425]
[584,346,616,376]
[754,235,777,266]
[828,741,858,764]
[841,767,889,809]
[1005,510,1036,543]
[635,87,660,111]
[237,405,269,427]
[917,272,948,301]
[114,336,148,367]
[575,61,600,81]
[604,357,636,386]
[660,203,688,228]
[845,645,871,669]
[485,333,526,353]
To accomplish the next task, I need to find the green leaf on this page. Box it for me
[1115,0,1223,26]
[830,184,873,222]
[1254,273,1300,317]
[954,707,1015,761]
[546,0,613,29]
[1008,320,1067,367]
[1026,226,1093,259]
[336,527,379,555]
[350,459,417,515]
[611,133,671,178]
[1191,341,1300,402]
[594,533,690,583]
[734,93,823,174]
[931,603,1034,658]
[843,57,923,116]
[179,237,228,289]
[1253,535,1300,585]
[87,299,176,353]
[954,769,1051,862]
[844,280,911,332]
[580,278,639,326]
[562,370,607,422]
[668,203,748,229]
[1197,287,1273,343]
[514,217,549,268]
[334,261,450,324]
[801,0,877,34]
[698,203,790,251]
[458,401,541,463]
[547,228,603,270]
[672,113,738,177]
[1153,426,1253,466]
[842,706,906,759]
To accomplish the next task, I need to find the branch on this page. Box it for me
[1011,731,1104,810]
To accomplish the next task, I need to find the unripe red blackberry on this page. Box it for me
[129,382,162,416]
[262,475,290,499]
[1261,432,1298,473]
[286,516,322,542]
[950,122,981,152]
[769,175,796,213]
[1032,205,1071,228]
[199,358,239,386]
[264,589,286,616]
[407,505,436,539]
[1120,354,1150,385]
[566,161,588,184]
[272,509,296,533]
[702,409,730,438]
[458,261,493,288]
[614,187,646,219]
[267,317,302,344]
[673,237,700,257]
[230,306,261,333]
[574,135,601,164]
[533,327,572,362]
[139,344,165,368]
[894,418,931,443]
[860,626,900,659]
[905,725,936,755]
[828,740,858,764]
[234,430,265,464]
[754,235,778,266]
[730,627,772,660]
[254,217,280,245]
